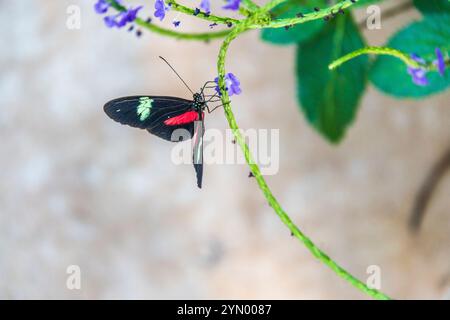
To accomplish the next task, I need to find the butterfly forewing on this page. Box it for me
[103,96,196,141]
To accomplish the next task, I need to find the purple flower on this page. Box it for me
[173,20,181,27]
[200,0,211,13]
[214,73,242,96]
[434,48,446,76]
[407,53,429,86]
[104,6,143,28]
[407,67,428,86]
[94,0,110,14]
[94,0,124,14]
[222,0,241,11]
[104,15,117,27]
[154,0,170,21]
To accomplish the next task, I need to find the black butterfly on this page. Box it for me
[103,58,222,188]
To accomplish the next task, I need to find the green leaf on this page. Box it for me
[413,0,450,15]
[370,14,450,98]
[261,0,325,46]
[296,15,369,143]
[353,0,384,7]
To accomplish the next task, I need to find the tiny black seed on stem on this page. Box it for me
[248,172,254,178]
[296,12,304,18]
[314,7,320,12]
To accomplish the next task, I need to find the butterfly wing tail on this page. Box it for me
[192,120,204,189]
[194,163,203,188]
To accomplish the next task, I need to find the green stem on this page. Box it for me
[329,46,428,70]
[103,0,394,300]
[167,0,240,25]
[135,17,230,40]
[258,0,359,29]
[217,16,391,303]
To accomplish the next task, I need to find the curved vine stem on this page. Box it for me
[102,0,393,300]
[217,18,391,301]
[329,46,422,70]
[256,0,358,29]
[167,0,240,25]
[135,17,230,40]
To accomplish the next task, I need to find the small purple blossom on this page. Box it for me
[104,6,143,28]
[407,54,428,86]
[94,0,124,15]
[222,0,241,11]
[173,20,181,27]
[154,0,170,21]
[214,73,242,96]
[434,48,446,76]
[407,66,428,86]
[94,0,110,14]
[200,0,211,13]
[407,49,447,86]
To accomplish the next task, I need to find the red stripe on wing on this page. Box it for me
[164,110,199,126]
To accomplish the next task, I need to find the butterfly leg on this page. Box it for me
[206,103,229,113]
[200,81,217,94]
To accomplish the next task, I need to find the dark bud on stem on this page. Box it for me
[248,172,254,178]
[296,12,304,18]
[314,7,320,12]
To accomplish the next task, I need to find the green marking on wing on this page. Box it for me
[137,97,153,121]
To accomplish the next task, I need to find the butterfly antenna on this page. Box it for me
[159,56,194,95]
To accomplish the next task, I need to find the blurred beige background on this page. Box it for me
[0,0,449,299]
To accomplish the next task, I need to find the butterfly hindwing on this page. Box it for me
[104,96,196,141]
